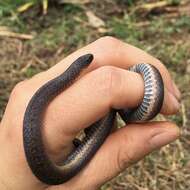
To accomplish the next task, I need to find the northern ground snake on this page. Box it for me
[23,54,164,185]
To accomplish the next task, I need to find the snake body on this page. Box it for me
[23,54,164,185]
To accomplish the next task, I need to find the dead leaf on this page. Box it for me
[42,0,48,15]
[58,0,90,4]
[138,1,169,11]
[0,26,9,31]
[86,11,105,28]
[0,27,33,40]
[17,2,34,13]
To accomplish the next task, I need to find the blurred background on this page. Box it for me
[0,0,190,189]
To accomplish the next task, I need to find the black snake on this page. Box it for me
[23,54,164,185]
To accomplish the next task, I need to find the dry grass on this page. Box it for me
[0,1,190,189]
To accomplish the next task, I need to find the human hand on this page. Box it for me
[0,37,181,190]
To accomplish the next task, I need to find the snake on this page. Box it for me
[23,53,164,185]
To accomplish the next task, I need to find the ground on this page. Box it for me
[0,0,190,189]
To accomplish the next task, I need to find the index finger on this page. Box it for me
[44,36,180,101]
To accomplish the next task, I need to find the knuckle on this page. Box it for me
[10,80,33,104]
[10,81,27,98]
[96,66,122,99]
[116,135,138,171]
[96,36,121,47]
[152,58,168,77]
[155,59,165,71]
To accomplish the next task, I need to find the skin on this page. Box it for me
[0,37,181,190]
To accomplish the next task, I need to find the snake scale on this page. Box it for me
[23,54,164,185]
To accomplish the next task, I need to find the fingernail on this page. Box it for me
[172,82,181,101]
[150,125,180,149]
[168,92,180,113]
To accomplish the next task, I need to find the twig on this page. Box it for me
[33,56,47,67]
[137,1,169,12]
[0,26,10,31]
[181,102,187,128]
[0,31,33,40]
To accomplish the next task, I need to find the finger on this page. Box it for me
[51,122,179,190]
[162,87,180,115]
[41,66,179,160]
[45,36,181,101]
[28,37,180,114]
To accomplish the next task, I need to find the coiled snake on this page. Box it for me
[23,54,164,185]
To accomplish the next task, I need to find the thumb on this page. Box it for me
[54,122,180,190]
